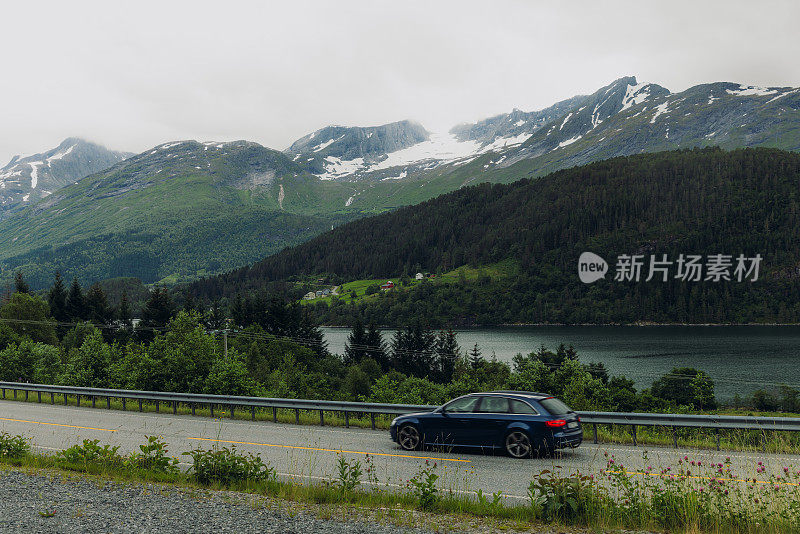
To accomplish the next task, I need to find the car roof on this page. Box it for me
[466,391,553,401]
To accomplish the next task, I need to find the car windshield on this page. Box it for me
[539,397,572,415]
[443,396,479,413]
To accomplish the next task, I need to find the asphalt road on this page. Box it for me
[2,400,799,502]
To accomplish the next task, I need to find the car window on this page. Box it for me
[476,396,510,413]
[444,396,479,413]
[539,397,572,415]
[509,399,538,414]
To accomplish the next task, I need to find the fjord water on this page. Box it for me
[321,326,800,402]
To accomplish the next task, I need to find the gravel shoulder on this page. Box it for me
[0,467,439,534]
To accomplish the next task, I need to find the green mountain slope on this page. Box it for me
[192,147,800,325]
[0,141,370,288]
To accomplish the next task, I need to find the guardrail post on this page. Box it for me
[155,401,159,413]
[272,407,277,423]
[13,389,16,400]
[294,408,300,424]
[106,397,110,409]
[138,399,143,412]
[1,388,4,399]
[122,398,126,411]
[37,392,41,403]
[230,405,235,419]
[319,410,324,426]
[173,402,178,415]
[631,425,637,446]
[191,403,195,416]
[76,394,80,407]
[715,429,720,451]
[251,406,255,421]
[92,396,96,408]
[592,423,598,444]
[64,393,68,406]
[50,392,54,404]
[370,413,376,430]
[210,404,214,417]
[672,426,677,448]
[24,390,28,401]
[345,412,349,428]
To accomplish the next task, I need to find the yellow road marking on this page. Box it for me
[605,469,799,487]
[188,437,471,463]
[0,417,117,432]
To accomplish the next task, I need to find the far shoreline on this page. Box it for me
[320,322,800,328]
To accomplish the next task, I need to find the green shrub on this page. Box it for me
[406,460,439,510]
[184,446,275,486]
[528,470,597,523]
[334,453,363,493]
[0,432,30,459]
[126,436,179,474]
[56,439,123,469]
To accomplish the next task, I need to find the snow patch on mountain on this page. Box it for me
[558,135,582,148]
[620,83,651,112]
[29,162,41,189]
[726,85,778,97]
[46,144,75,164]
[313,135,345,152]
[650,102,670,123]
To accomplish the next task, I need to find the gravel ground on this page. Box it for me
[0,468,441,534]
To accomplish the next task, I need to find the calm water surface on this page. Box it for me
[321,326,800,401]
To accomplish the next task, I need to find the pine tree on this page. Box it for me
[468,343,483,369]
[115,290,133,344]
[138,286,175,341]
[434,329,460,382]
[183,291,198,313]
[391,321,435,377]
[47,272,68,323]
[343,319,367,365]
[66,277,87,321]
[364,323,389,371]
[86,283,111,326]
[13,271,29,294]
[117,290,132,328]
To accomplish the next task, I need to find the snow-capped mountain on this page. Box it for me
[284,76,799,185]
[0,138,131,213]
[285,120,429,179]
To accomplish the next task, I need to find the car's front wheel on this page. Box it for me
[504,430,532,459]
[397,424,422,451]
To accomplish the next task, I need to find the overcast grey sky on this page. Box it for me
[2,0,798,165]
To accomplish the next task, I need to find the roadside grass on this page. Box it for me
[2,433,800,533]
[3,390,800,455]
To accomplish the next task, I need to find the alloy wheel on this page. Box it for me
[505,431,532,458]
[398,424,421,450]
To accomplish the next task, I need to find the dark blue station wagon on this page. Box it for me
[390,391,582,458]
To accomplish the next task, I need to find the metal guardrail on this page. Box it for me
[0,382,432,429]
[2,382,800,450]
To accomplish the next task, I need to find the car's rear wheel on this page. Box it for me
[504,430,532,459]
[398,424,422,451]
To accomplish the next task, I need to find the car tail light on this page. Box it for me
[545,419,567,428]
